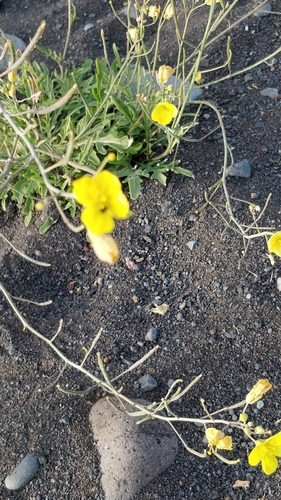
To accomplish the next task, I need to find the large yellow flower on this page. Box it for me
[248,432,281,475]
[151,102,178,126]
[268,232,281,257]
[205,428,232,452]
[72,170,130,235]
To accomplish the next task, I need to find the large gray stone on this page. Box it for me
[0,32,26,72]
[89,397,178,500]
[5,454,39,490]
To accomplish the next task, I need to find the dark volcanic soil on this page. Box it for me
[1,1,281,499]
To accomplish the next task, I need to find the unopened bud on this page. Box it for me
[239,413,248,423]
[254,426,265,435]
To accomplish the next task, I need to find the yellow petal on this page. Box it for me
[262,453,278,475]
[164,4,173,19]
[205,427,225,445]
[151,102,178,126]
[248,443,263,467]
[268,232,281,257]
[217,435,232,451]
[81,207,115,235]
[107,190,130,219]
[72,175,96,206]
[87,232,119,265]
[264,431,281,456]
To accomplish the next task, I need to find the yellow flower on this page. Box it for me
[164,3,173,19]
[205,428,233,452]
[151,102,178,126]
[87,231,119,265]
[205,0,220,5]
[148,5,160,19]
[157,65,174,84]
[195,72,203,84]
[248,432,281,475]
[268,232,281,257]
[72,170,130,235]
[245,379,272,405]
[128,27,139,43]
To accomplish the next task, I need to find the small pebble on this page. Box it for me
[5,454,39,490]
[145,327,158,341]
[187,240,198,251]
[60,415,71,425]
[138,374,158,391]
[84,23,95,31]
[257,400,264,410]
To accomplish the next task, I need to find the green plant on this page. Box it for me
[1,0,280,229]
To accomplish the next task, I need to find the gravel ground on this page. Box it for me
[1,1,281,499]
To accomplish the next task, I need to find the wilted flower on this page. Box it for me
[248,432,281,475]
[164,3,173,19]
[268,232,281,257]
[205,0,221,5]
[128,27,139,43]
[195,72,203,84]
[87,231,119,265]
[151,101,178,125]
[72,170,130,235]
[245,379,272,405]
[205,427,233,452]
[156,65,174,84]
[148,5,160,19]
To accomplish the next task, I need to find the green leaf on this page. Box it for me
[94,133,131,153]
[173,166,194,178]
[151,171,167,185]
[24,210,33,227]
[39,216,59,234]
[128,176,142,200]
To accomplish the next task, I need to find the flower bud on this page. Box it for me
[87,232,119,265]
[244,427,252,437]
[239,413,248,423]
[246,379,272,404]
[254,426,265,435]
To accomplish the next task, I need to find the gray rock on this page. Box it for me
[228,159,251,178]
[89,397,178,500]
[5,454,39,490]
[260,87,279,99]
[0,33,26,72]
[187,240,198,251]
[253,2,272,17]
[145,327,158,341]
[138,374,158,391]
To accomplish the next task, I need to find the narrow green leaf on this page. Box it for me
[39,216,59,235]
[173,166,194,178]
[128,176,142,200]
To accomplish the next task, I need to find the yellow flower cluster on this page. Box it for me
[72,156,130,264]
